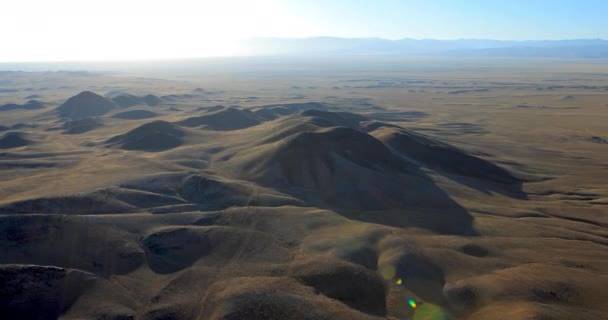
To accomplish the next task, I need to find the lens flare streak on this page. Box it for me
[408,298,417,309]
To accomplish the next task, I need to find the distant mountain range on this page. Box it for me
[244,37,608,58]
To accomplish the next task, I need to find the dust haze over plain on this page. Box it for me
[1,1,608,320]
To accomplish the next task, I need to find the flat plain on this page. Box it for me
[0,58,607,320]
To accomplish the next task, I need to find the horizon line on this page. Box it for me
[1,37,608,64]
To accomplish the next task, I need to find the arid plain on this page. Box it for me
[0,58,607,320]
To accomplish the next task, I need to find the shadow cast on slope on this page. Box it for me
[371,126,527,200]
[318,166,479,236]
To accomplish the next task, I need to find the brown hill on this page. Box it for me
[372,127,519,184]
[0,132,31,149]
[0,100,46,111]
[111,93,144,107]
[106,120,184,152]
[120,172,302,212]
[222,123,458,212]
[62,118,102,134]
[143,94,162,106]
[177,107,262,130]
[56,91,117,119]
[254,102,328,120]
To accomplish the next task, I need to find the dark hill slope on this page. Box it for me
[372,127,519,184]
[111,93,144,107]
[63,118,102,134]
[106,120,184,152]
[177,107,262,130]
[143,94,162,106]
[0,132,31,149]
[56,91,117,119]
[254,102,328,120]
[0,100,45,111]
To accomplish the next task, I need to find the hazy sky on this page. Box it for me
[3,0,607,61]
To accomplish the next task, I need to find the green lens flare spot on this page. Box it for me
[408,298,417,308]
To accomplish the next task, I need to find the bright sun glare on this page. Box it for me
[2,0,311,62]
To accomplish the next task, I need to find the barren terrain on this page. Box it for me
[0,58,607,320]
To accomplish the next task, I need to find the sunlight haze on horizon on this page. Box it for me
[3,0,608,62]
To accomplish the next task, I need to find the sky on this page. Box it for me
[2,0,607,62]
